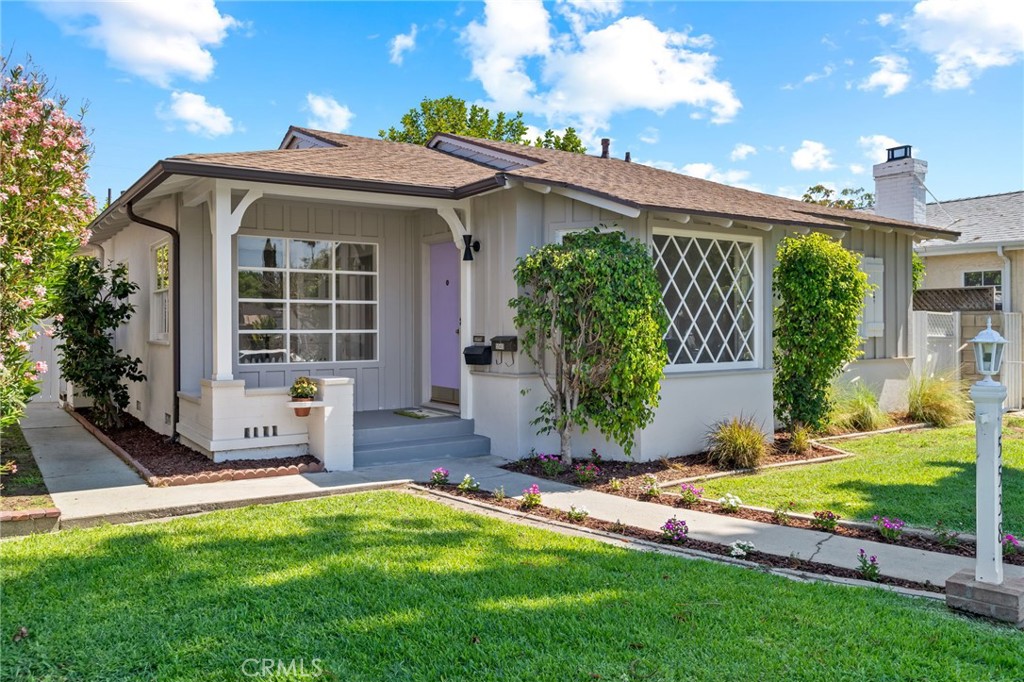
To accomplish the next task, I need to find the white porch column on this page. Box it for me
[308,377,355,471]
[437,205,474,419]
[209,183,263,381]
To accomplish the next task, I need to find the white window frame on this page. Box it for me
[235,236,379,365]
[652,226,763,373]
[963,270,1003,308]
[150,241,170,343]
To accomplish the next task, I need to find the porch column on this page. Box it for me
[209,183,263,381]
[437,205,474,420]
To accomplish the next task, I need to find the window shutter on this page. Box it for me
[862,257,884,338]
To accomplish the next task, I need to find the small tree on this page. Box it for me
[773,233,870,431]
[53,257,145,430]
[911,251,925,291]
[0,60,94,427]
[534,127,586,154]
[510,229,668,463]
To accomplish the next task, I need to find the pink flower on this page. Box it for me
[34,361,47,374]
[17,341,30,352]
[18,298,33,310]
[44,327,54,338]
[54,313,64,323]
[7,329,20,340]
[34,285,46,298]
[17,253,32,265]
[23,372,38,381]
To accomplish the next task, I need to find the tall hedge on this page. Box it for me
[510,229,668,463]
[773,233,869,431]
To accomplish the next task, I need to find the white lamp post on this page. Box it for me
[968,318,1007,584]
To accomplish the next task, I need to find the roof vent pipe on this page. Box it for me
[625,151,631,163]
[601,138,610,158]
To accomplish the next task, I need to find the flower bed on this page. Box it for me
[421,482,943,594]
[502,437,850,496]
[71,409,322,486]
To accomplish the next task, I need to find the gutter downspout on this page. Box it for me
[127,201,181,442]
[997,245,1012,313]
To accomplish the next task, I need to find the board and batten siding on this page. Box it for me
[843,229,914,360]
[231,198,422,411]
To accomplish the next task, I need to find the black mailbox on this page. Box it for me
[490,335,518,352]
[463,345,492,366]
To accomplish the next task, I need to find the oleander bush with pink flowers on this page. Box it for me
[0,59,95,427]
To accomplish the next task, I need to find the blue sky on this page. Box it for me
[4,1,1022,211]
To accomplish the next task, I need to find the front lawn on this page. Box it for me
[701,418,1024,534]
[0,423,54,511]
[2,491,1021,681]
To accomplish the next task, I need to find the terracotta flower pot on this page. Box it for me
[292,396,313,417]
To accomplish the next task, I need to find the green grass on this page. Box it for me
[702,419,1024,534]
[2,491,1022,681]
[0,423,53,511]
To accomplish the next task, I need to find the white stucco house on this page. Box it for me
[75,128,957,470]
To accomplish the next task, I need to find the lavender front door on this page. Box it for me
[430,242,460,404]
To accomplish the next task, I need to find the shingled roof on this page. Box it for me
[99,126,959,239]
[918,191,1023,249]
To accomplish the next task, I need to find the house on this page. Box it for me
[915,191,1024,313]
[75,128,957,470]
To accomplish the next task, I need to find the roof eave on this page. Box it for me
[917,239,1024,256]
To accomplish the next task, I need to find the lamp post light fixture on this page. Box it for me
[945,317,1022,627]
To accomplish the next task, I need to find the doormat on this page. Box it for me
[394,408,453,419]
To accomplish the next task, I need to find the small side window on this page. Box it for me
[151,242,170,342]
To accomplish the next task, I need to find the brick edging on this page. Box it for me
[0,507,61,522]
[64,408,324,487]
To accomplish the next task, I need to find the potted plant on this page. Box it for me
[289,376,318,417]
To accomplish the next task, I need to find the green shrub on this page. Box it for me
[773,233,870,431]
[907,374,971,427]
[790,425,812,455]
[830,382,893,433]
[706,415,768,469]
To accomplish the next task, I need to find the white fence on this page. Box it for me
[911,311,1023,411]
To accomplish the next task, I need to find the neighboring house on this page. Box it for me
[915,191,1024,313]
[76,129,956,470]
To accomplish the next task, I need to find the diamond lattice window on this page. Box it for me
[653,232,758,367]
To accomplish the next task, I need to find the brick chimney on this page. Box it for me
[600,138,610,158]
[873,145,928,224]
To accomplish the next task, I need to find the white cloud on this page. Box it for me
[462,1,741,134]
[858,134,901,163]
[791,140,836,171]
[557,0,623,35]
[902,0,1024,90]
[305,93,354,132]
[859,55,911,96]
[774,186,806,201]
[159,91,234,136]
[389,24,418,65]
[39,0,238,88]
[639,127,659,144]
[641,159,758,191]
[803,64,835,84]
[730,143,757,161]
[849,163,866,175]
[876,13,894,27]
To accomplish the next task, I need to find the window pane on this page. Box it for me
[657,234,757,366]
[335,243,375,272]
[289,272,331,300]
[239,333,286,364]
[336,304,376,330]
[155,245,170,290]
[336,274,376,301]
[290,240,332,270]
[290,333,332,362]
[238,271,284,299]
[290,303,332,330]
[239,237,284,269]
[337,333,376,361]
[238,302,284,330]
[983,271,1002,287]
[964,272,982,287]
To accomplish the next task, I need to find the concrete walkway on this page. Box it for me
[17,403,1022,589]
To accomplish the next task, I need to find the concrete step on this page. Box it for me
[354,417,475,446]
[354,433,492,467]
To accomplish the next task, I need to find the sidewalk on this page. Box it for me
[17,403,1021,590]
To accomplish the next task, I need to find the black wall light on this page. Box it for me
[462,234,481,261]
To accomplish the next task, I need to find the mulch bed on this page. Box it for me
[502,434,849,498]
[76,409,322,486]
[423,483,944,594]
